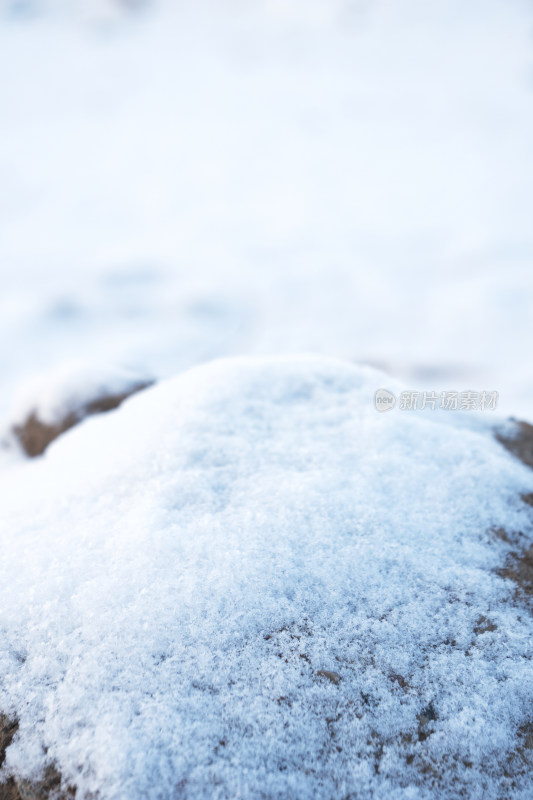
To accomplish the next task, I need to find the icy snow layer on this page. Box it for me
[1,0,533,419]
[0,356,532,799]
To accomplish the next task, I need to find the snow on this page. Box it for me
[1,0,533,418]
[0,355,532,799]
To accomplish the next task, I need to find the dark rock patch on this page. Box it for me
[316,670,342,686]
[495,421,533,608]
[1,714,20,800]
[0,715,75,800]
[417,704,438,743]
[473,616,497,635]
[389,671,409,690]
[498,545,533,600]
[0,716,18,769]
[518,722,533,750]
[13,765,74,800]
[13,381,153,458]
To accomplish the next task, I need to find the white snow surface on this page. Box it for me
[0,356,532,799]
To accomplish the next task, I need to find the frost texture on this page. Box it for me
[0,356,532,799]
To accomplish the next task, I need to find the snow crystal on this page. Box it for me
[0,356,532,799]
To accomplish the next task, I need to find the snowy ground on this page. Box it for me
[1,0,533,420]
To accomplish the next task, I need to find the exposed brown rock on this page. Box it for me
[389,671,409,689]
[0,715,75,800]
[473,616,497,635]
[498,545,533,599]
[494,420,533,607]
[1,715,21,800]
[0,778,21,800]
[15,765,74,800]
[316,669,341,685]
[522,492,533,508]
[496,420,533,470]
[0,716,18,769]
[417,704,438,743]
[13,382,153,458]
[518,722,533,750]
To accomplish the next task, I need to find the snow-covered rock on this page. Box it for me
[0,356,532,799]
[5,359,152,457]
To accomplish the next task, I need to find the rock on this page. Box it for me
[316,670,341,686]
[8,361,153,457]
[13,386,151,458]
[0,716,18,769]
[1,716,21,800]
[15,767,73,800]
[498,545,533,599]
[496,420,533,605]
[520,723,533,750]
[0,716,73,800]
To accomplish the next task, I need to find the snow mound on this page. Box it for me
[0,356,532,799]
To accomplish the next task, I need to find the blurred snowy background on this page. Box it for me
[1,0,532,420]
